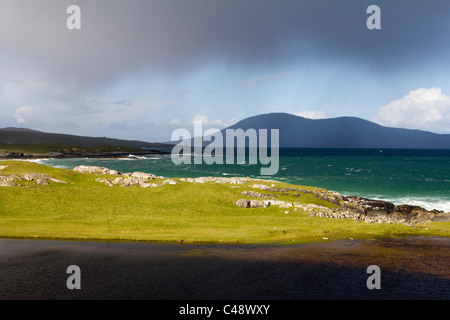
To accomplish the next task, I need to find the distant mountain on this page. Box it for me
[220,113,450,149]
[0,127,170,149]
[5,112,450,150]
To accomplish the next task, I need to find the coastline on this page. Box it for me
[0,150,170,160]
[1,161,449,245]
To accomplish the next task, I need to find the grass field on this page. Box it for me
[0,160,448,244]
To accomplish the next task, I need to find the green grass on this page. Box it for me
[0,160,449,244]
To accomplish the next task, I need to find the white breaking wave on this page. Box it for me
[342,191,450,212]
[387,197,450,213]
[127,154,148,159]
[25,158,52,164]
[222,172,239,176]
[370,195,450,213]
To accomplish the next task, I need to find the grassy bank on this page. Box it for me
[0,160,448,244]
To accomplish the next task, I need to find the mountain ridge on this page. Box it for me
[2,112,450,149]
[223,112,450,149]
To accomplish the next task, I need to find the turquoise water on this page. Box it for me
[33,148,450,212]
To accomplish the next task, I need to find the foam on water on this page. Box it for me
[347,191,450,212]
[382,197,450,212]
[25,159,50,164]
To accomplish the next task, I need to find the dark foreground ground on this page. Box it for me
[0,237,448,300]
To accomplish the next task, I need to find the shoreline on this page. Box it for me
[1,160,449,245]
[0,232,448,246]
[0,150,171,160]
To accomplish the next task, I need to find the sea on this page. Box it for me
[32,148,450,212]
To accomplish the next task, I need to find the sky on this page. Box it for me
[1,0,450,142]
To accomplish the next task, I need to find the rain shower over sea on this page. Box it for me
[34,148,450,212]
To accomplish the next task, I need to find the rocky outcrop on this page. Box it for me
[161,179,177,186]
[0,181,16,187]
[235,199,293,208]
[71,165,450,225]
[0,173,67,186]
[240,191,278,198]
[95,176,178,188]
[342,196,450,224]
[131,172,156,180]
[0,174,21,182]
[73,165,121,175]
[36,178,49,185]
[188,176,255,184]
[74,166,164,188]
[86,168,268,188]
[96,177,158,188]
[177,176,279,185]
[250,184,344,205]
[235,184,450,225]
[23,173,67,184]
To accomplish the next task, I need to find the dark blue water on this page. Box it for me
[1,237,449,300]
[34,148,450,211]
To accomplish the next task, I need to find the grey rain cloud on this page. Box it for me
[1,0,449,90]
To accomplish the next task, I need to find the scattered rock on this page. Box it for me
[131,172,156,180]
[36,179,49,185]
[119,177,140,187]
[0,181,15,187]
[185,176,265,184]
[23,174,34,181]
[341,196,450,224]
[48,178,67,184]
[0,165,7,170]
[240,191,276,198]
[236,199,295,208]
[71,165,450,225]
[236,189,449,225]
[178,176,279,185]
[22,173,67,184]
[0,173,66,186]
[73,165,121,175]
[251,184,273,191]
[235,199,266,208]
[76,165,162,188]
[95,174,172,188]
[95,178,114,187]
[431,212,450,222]
[0,175,21,182]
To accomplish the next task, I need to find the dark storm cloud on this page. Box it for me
[1,0,448,89]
